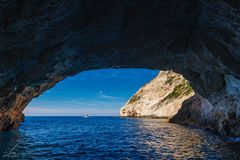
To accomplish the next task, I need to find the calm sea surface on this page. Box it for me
[0,117,240,159]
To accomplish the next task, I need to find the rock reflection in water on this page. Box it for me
[130,118,240,159]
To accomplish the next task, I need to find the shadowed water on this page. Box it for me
[0,117,240,159]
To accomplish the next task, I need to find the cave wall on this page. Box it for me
[0,0,240,131]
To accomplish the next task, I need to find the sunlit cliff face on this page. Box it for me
[0,0,240,135]
[120,71,240,137]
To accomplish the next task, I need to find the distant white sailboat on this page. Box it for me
[83,115,88,118]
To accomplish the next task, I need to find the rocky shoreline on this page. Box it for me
[121,71,240,137]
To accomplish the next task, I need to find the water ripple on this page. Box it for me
[0,117,240,159]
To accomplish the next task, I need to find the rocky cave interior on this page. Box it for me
[0,0,240,137]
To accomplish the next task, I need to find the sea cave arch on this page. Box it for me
[0,0,240,136]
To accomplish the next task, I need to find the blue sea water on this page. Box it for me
[0,117,240,159]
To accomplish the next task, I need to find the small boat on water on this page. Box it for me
[83,115,88,118]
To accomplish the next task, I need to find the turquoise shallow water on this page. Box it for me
[0,116,240,159]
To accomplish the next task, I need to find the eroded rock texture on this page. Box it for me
[121,71,240,136]
[120,71,194,119]
[170,92,240,137]
[0,0,240,134]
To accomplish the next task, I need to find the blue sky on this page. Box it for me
[24,69,159,116]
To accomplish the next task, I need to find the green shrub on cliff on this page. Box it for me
[162,81,193,102]
[129,94,141,104]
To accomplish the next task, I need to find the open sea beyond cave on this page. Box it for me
[0,117,240,159]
